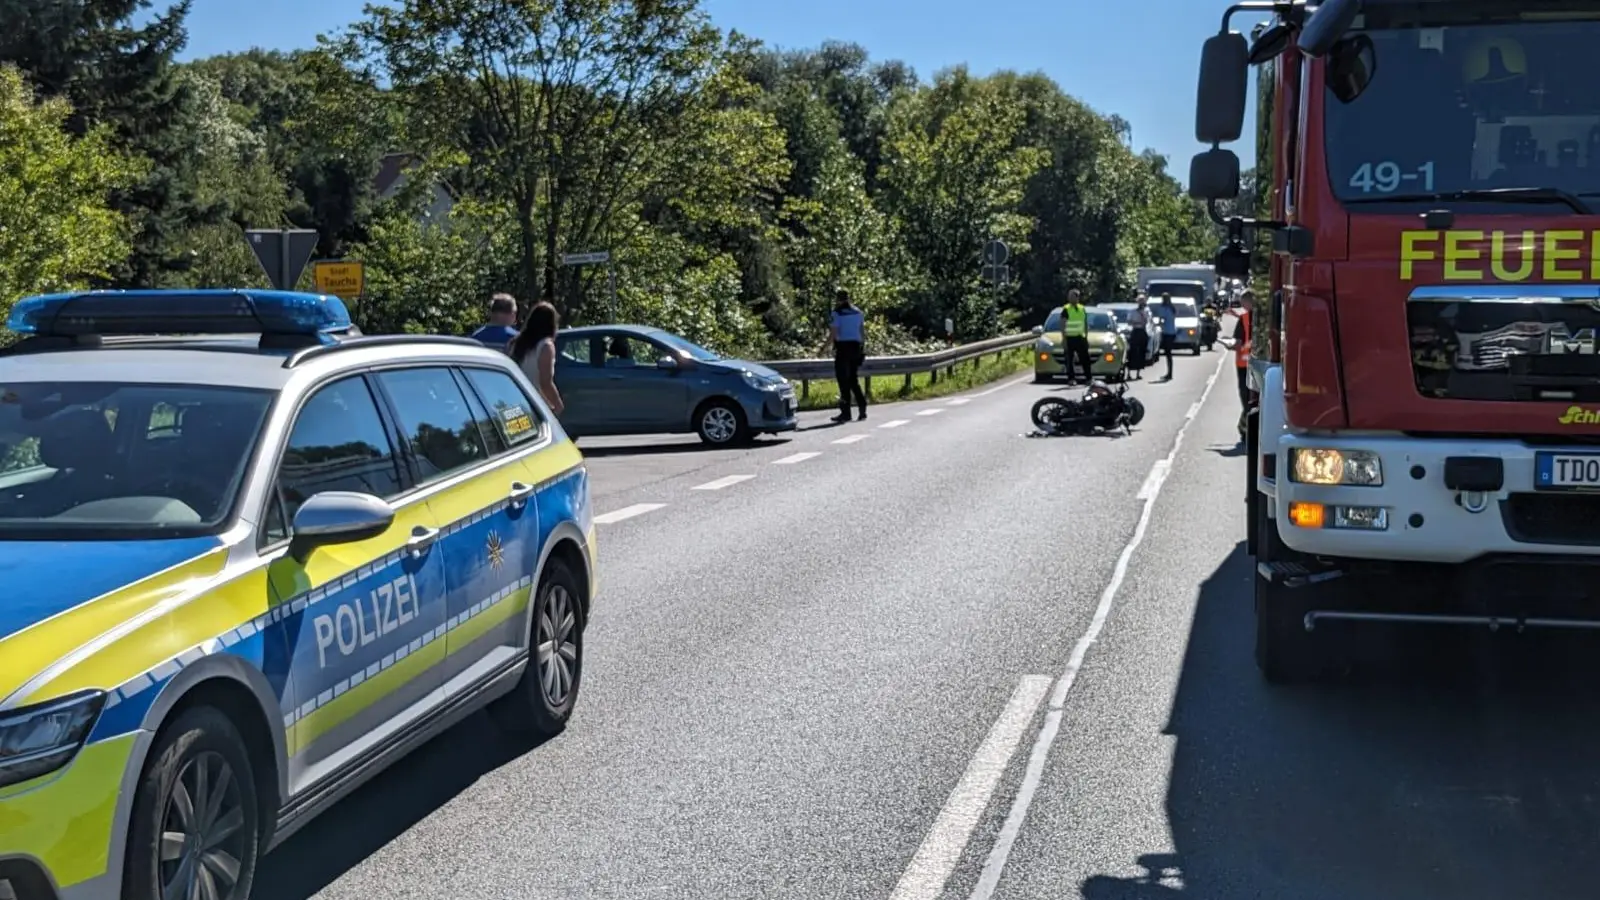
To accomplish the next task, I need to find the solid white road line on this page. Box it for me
[916,408,944,417]
[971,374,1033,398]
[967,353,1229,900]
[833,434,869,444]
[889,675,1052,900]
[879,419,910,429]
[946,398,971,405]
[592,503,666,525]
[690,474,755,491]
[773,452,821,465]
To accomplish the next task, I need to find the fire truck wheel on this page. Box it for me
[1254,573,1323,684]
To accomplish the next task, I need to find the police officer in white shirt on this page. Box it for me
[829,289,868,422]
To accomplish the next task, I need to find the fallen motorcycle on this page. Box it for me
[1030,380,1145,436]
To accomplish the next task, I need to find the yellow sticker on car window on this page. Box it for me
[499,404,536,442]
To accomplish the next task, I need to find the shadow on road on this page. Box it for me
[1086,543,1600,899]
[1205,442,1245,458]
[255,713,553,900]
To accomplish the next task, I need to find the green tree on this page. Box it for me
[0,0,229,287]
[878,68,1048,338]
[338,0,761,315]
[0,66,143,308]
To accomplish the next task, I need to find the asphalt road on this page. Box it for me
[256,335,1600,900]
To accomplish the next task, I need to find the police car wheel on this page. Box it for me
[492,560,584,739]
[124,706,260,900]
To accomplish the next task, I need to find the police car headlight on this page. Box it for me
[0,690,105,788]
[1291,448,1383,486]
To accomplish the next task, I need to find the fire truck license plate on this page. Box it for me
[1535,452,1600,490]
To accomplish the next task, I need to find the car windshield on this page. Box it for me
[1105,307,1132,323]
[0,382,272,539]
[1325,11,1600,207]
[1087,311,1114,331]
[652,331,722,362]
[1148,282,1206,305]
[1171,302,1198,318]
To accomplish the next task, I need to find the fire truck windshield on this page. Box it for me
[1324,16,1600,209]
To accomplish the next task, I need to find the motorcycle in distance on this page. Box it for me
[1030,379,1146,436]
[1199,307,1221,351]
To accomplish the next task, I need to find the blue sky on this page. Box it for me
[181,0,1256,174]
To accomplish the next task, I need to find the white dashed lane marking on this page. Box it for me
[691,474,756,491]
[946,398,971,405]
[594,503,666,524]
[773,452,821,465]
[879,420,910,429]
[833,434,869,444]
[916,408,944,417]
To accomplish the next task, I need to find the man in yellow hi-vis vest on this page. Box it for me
[1061,289,1092,384]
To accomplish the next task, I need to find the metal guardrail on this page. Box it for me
[760,332,1036,398]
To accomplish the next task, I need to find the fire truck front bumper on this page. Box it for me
[1267,432,1600,564]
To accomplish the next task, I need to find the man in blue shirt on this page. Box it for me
[829,289,868,422]
[1153,293,1178,381]
[469,293,519,351]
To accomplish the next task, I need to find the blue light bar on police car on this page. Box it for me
[5,289,354,338]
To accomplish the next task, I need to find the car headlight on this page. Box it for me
[1290,448,1383,486]
[0,690,105,788]
[740,370,781,391]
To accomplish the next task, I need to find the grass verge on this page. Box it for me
[794,347,1034,412]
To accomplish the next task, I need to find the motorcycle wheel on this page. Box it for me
[1125,397,1146,426]
[1031,397,1070,430]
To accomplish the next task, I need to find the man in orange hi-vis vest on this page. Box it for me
[1227,291,1254,436]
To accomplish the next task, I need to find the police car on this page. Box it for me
[0,290,597,900]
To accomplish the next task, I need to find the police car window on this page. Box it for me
[1043,309,1062,331]
[275,377,403,529]
[462,367,544,449]
[1326,18,1600,203]
[376,367,489,484]
[0,382,272,537]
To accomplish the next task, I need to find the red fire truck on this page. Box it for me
[1190,0,1600,683]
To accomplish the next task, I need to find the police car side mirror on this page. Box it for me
[289,491,395,562]
[1031,325,1044,336]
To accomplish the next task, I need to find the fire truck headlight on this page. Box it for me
[1290,448,1383,486]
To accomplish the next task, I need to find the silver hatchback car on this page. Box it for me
[552,325,798,445]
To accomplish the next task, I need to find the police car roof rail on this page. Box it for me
[282,334,490,368]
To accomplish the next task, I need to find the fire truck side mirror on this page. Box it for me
[1188,148,1240,201]
[1300,0,1361,58]
[1195,31,1249,144]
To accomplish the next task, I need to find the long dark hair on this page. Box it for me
[511,301,559,363]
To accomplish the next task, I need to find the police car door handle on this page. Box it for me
[406,525,440,554]
[508,481,536,503]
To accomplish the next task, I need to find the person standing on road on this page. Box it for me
[1126,294,1151,380]
[1060,289,1092,384]
[829,289,868,423]
[470,293,520,352]
[1153,293,1178,381]
[1221,290,1255,436]
[510,301,564,416]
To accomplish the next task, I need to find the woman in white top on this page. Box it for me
[509,300,565,415]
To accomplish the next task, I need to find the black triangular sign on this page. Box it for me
[246,229,319,290]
